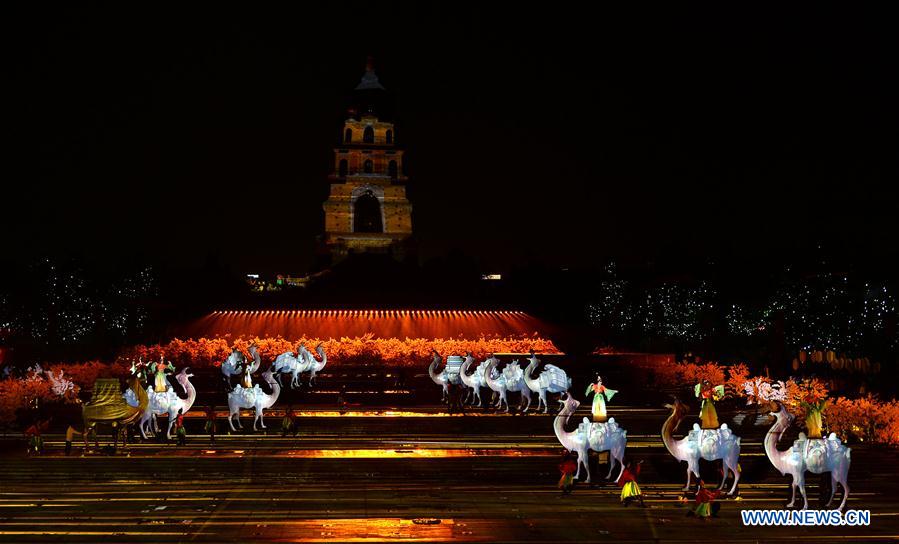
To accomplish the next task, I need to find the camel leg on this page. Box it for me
[826,474,837,507]
[837,477,849,512]
[786,476,798,508]
[541,391,549,414]
[797,473,809,510]
[228,404,239,431]
[727,459,741,496]
[139,413,150,440]
[166,416,175,440]
[605,452,616,480]
[683,465,693,492]
[258,409,266,429]
[615,451,626,482]
[834,465,850,511]
[576,447,591,483]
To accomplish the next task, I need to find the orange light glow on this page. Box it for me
[179,309,555,340]
[284,449,540,458]
[284,518,461,542]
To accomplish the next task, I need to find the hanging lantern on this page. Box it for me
[799,350,807,364]
[792,358,800,371]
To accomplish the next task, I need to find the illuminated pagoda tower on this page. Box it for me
[322,58,413,263]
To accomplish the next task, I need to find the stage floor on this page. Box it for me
[2,407,897,542]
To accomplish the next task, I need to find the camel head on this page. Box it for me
[663,397,689,423]
[176,367,194,385]
[558,392,580,413]
[770,401,795,427]
[261,368,275,384]
[227,349,246,366]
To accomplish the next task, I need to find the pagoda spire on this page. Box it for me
[355,55,386,91]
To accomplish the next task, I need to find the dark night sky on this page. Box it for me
[7,3,897,276]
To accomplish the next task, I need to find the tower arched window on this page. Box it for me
[338,159,348,177]
[344,128,352,143]
[363,126,374,143]
[363,159,373,174]
[385,129,393,144]
[388,160,398,180]
[354,191,383,233]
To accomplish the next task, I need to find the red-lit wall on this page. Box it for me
[175,310,553,340]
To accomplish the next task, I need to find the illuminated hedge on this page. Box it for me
[116,334,561,368]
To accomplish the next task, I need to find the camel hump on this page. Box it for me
[736,436,742,445]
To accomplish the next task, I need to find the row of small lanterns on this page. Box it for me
[793,349,880,374]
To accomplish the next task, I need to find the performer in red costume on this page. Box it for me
[558,451,578,494]
[617,460,645,507]
[687,479,722,519]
